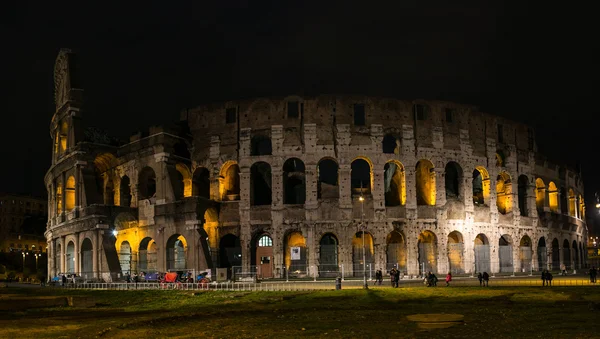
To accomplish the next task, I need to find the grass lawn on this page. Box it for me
[1,286,598,338]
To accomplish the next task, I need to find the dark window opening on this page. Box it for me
[251,136,272,156]
[382,134,397,154]
[414,104,428,120]
[445,108,454,123]
[497,124,504,143]
[226,107,237,124]
[287,101,299,118]
[354,104,365,126]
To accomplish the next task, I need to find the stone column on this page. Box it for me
[338,164,352,209]
[271,168,283,208]
[463,170,474,212]
[513,243,521,274]
[437,232,449,275]
[304,164,318,209]
[93,230,100,278]
[47,239,54,279]
[60,236,66,273]
[61,172,67,216]
[73,233,80,275]
[306,223,317,278]
[74,163,81,209]
[405,227,419,276]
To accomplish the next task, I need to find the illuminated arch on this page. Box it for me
[418,230,438,273]
[65,176,75,211]
[416,159,435,206]
[535,178,546,210]
[352,231,375,277]
[176,163,192,198]
[166,234,188,270]
[568,188,576,217]
[384,160,406,206]
[496,171,512,214]
[472,166,490,205]
[548,182,558,212]
[219,161,240,200]
[578,194,584,218]
[55,179,63,214]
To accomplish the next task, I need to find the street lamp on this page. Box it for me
[35,253,39,271]
[22,252,28,271]
[359,186,368,289]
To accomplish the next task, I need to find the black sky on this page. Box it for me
[1,1,598,211]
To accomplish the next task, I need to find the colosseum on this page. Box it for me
[45,49,588,282]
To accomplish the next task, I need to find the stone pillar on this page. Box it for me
[60,236,66,273]
[405,227,419,276]
[61,172,66,216]
[271,168,283,208]
[74,163,81,209]
[435,168,446,207]
[47,240,53,279]
[437,232,449,275]
[488,234,499,274]
[338,164,352,209]
[513,243,521,274]
[463,170,474,212]
[305,164,318,209]
[372,166,385,212]
[93,229,100,278]
[306,223,317,278]
[73,233,80,275]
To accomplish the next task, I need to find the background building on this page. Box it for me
[45,49,588,282]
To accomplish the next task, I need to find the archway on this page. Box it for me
[319,234,339,277]
[105,177,115,205]
[120,176,132,207]
[518,175,529,216]
[253,234,274,279]
[317,158,339,199]
[138,237,157,272]
[119,241,132,274]
[474,234,490,273]
[472,167,490,206]
[535,178,546,211]
[418,231,437,273]
[220,162,240,201]
[519,236,532,273]
[416,160,435,206]
[192,167,210,199]
[563,239,571,270]
[66,241,75,273]
[284,232,307,276]
[219,234,241,279]
[166,234,187,271]
[250,162,272,205]
[537,237,547,271]
[551,238,560,270]
[66,176,75,211]
[447,231,464,274]
[496,171,512,214]
[138,167,156,200]
[352,232,374,277]
[283,158,306,204]
[578,194,584,218]
[568,189,576,217]
[384,161,406,206]
[351,158,372,195]
[548,182,558,212]
[55,181,63,214]
[81,238,93,277]
[499,235,513,273]
[444,162,462,200]
[55,243,62,273]
[386,230,407,272]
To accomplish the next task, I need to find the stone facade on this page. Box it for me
[45,50,588,281]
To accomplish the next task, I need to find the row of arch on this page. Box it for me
[535,178,584,218]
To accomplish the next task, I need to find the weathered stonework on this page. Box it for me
[45,50,588,281]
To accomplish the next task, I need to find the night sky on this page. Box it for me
[2,2,597,218]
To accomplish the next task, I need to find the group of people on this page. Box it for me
[540,270,554,286]
[477,272,490,286]
[589,267,597,283]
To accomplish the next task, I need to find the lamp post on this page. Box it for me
[22,252,28,272]
[35,253,39,272]
[359,187,368,289]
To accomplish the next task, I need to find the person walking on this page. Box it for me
[482,272,489,286]
[394,269,400,288]
[390,268,397,287]
[445,272,452,287]
[590,267,597,283]
[477,272,483,286]
[375,269,383,285]
[541,270,547,286]
[546,271,553,286]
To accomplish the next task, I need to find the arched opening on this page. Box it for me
[548,182,558,212]
[220,162,240,201]
[253,235,274,279]
[119,241,132,274]
[578,195,585,219]
[139,237,157,272]
[319,233,339,277]
[563,239,571,270]
[352,232,374,277]
[444,162,462,199]
[283,158,306,204]
[192,167,210,199]
[219,234,241,279]
[568,189,576,217]
[55,243,62,273]
[175,163,192,198]
[386,230,407,272]
[105,177,115,205]
[382,134,398,154]
[573,240,579,270]
[351,158,372,195]
[579,242,584,270]
[495,151,504,167]
[250,162,272,205]
[519,236,532,273]
[251,135,272,156]
[472,166,490,206]
[284,232,307,277]
[120,176,132,207]
[384,161,406,206]
[474,234,490,273]
[447,231,464,274]
[55,181,63,214]
[138,167,156,200]
[518,175,529,216]
[59,121,68,153]
[66,241,75,273]
[537,237,547,271]
[66,176,75,211]
[317,158,339,199]
[416,160,436,206]
[535,178,546,211]
[418,231,437,273]
[81,238,93,277]
[166,234,187,271]
[496,171,512,214]
[551,238,560,270]
[499,235,513,273]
